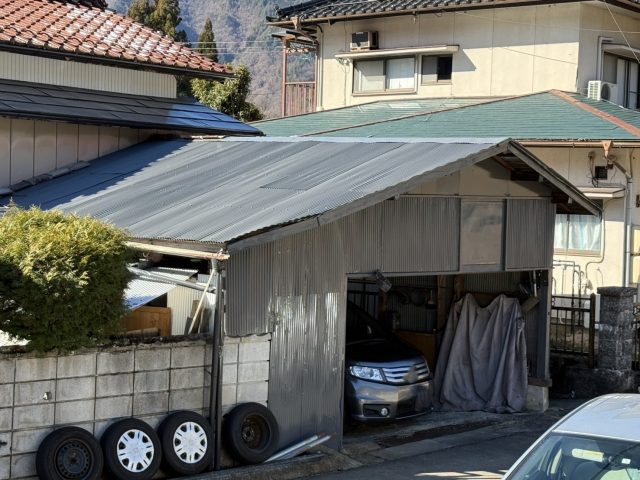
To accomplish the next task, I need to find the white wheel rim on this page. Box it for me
[116,429,155,472]
[173,421,208,464]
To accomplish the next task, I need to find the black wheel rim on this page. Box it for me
[55,439,93,479]
[240,415,269,450]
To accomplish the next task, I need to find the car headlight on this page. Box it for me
[349,366,384,382]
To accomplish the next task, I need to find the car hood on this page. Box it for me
[346,338,424,366]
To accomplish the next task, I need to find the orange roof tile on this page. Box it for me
[0,0,232,78]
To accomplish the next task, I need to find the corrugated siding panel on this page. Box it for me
[228,197,553,449]
[381,197,459,272]
[463,272,524,293]
[167,286,216,335]
[505,199,555,270]
[0,51,176,98]
[226,243,273,337]
[266,224,345,449]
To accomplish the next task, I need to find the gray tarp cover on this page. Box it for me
[434,294,527,413]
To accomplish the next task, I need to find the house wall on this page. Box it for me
[0,119,152,189]
[227,172,556,449]
[577,3,640,93]
[528,145,640,294]
[317,3,581,110]
[0,52,177,98]
[0,336,270,479]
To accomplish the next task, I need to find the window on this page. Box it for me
[353,57,415,93]
[554,215,602,254]
[421,55,453,84]
[602,52,639,109]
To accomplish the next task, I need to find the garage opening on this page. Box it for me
[344,271,544,426]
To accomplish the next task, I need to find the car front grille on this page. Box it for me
[382,361,430,385]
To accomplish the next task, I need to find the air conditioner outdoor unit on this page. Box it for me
[587,80,618,102]
[350,31,378,51]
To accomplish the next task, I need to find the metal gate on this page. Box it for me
[550,294,597,367]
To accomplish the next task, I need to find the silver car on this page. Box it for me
[503,394,640,479]
[344,302,433,422]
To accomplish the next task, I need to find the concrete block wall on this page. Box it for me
[220,335,271,414]
[0,340,209,480]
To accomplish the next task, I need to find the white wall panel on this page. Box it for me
[0,121,147,188]
[78,125,100,162]
[0,119,10,187]
[56,124,79,168]
[0,51,177,98]
[10,120,34,184]
[99,126,120,158]
[34,121,57,175]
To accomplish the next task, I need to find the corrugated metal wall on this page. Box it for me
[0,51,177,98]
[227,196,554,449]
[505,199,555,270]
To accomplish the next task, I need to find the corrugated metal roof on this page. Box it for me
[6,136,598,249]
[126,267,197,310]
[0,79,261,136]
[256,92,640,141]
[253,97,498,137]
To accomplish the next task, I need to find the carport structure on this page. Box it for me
[8,136,599,451]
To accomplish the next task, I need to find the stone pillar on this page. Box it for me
[595,287,636,392]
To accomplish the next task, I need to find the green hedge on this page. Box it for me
[0,208,132,351]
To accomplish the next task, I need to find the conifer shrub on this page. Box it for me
[0,208,132,351]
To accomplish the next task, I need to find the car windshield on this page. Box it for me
[345,302,388,344]
[508,432,640,480]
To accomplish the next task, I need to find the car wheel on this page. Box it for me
[223,403,279,464]
[36,427,103,480]
[158,411,213,475]
[100,418,161,480]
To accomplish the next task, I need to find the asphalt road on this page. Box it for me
[311,429,543,480]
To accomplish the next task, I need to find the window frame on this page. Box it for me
[420,54,453,85]
[352,56,417,95]
[554,213,603,256]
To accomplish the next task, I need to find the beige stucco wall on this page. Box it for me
[577,3,640,94]
[317,3,582,109]
[0,51,177,98]
[528,145,640,294]
[0,118,152,189]
[316,3,640,109]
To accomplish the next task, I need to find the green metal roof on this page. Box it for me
[253,97,497,137]
[567,92,640,132]
[256,92,640,141]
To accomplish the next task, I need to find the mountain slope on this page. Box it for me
[108,0,304,118]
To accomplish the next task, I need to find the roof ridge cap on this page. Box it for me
[550,90,640,138]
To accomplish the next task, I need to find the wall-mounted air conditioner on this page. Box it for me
[350,31,378,51]
[587,80,618,102]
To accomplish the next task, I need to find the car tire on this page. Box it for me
[223,403,279,464]
[36,427,103,480]
[157,411,213,475]
[100,418,161,480]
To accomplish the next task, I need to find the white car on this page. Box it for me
[503,394,640,480]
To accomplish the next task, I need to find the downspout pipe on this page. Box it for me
[625,176,633,287]
[610,158,633,287]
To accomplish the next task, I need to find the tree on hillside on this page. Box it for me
[126,0,191,95]
[127,0,153,24]
[197,18,218,63]
[149,0,188,43]
[192,64,263,122]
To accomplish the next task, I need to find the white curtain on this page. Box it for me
[555,214,601,252]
